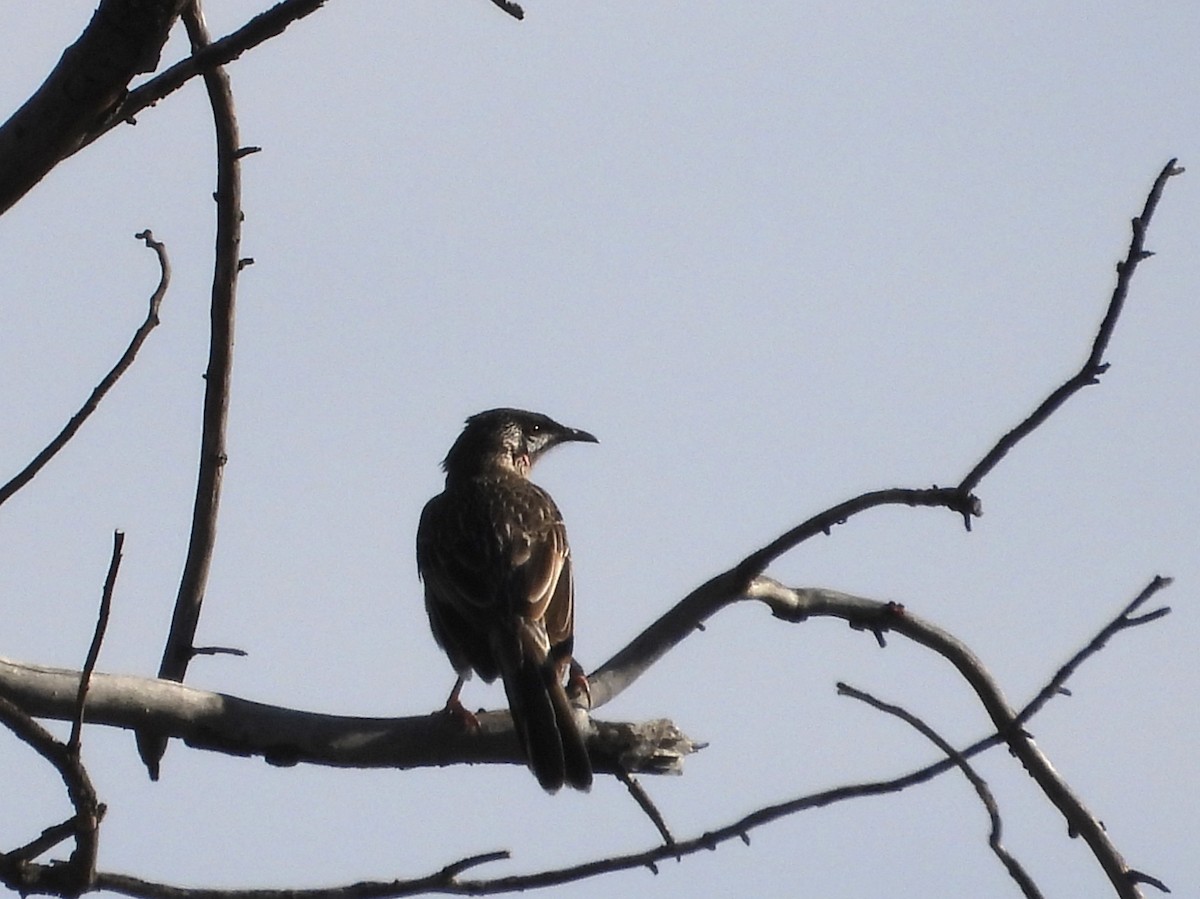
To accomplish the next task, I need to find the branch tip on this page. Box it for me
[1127,867,1171,893]
[1125,607,1170,627]
[489,0,525,19]
[69,531,124,754]
[438,850,509,880]
[190,645,248,658]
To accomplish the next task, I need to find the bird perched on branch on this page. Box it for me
[416,408,596,792]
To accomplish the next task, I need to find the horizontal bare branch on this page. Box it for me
[0,657,698,779]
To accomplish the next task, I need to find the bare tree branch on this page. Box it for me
[0,232,170,508]
[614,769,677,849]
[591,567,1172,899]
[69,531,125,754]
[838,683,1044,899]
[739,576,1174,827]
[0,534,125,895]
[959,158,1184,493]
[487,0,525,20]
[743,578,1165,899]
[0,574,1170,895]
[79,0,329,154]
[0,1,187,214]
[0,695,103,897]
[0,657,699,778]
[1007,575,1172,733]
[138,0,248,780]
[588,159,1182,712]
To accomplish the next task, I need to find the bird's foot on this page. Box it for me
[566,659,592,710]
[440,694,481,731]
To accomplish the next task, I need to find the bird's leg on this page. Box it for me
[565,658,592,710]
[440,675,480,731]
[550,640,591,709]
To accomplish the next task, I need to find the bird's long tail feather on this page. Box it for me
[496,623,592,792]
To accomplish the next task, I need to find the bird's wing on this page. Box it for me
[417,479,573,667]
[500,481,574,637]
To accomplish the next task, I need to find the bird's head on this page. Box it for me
[441,408,598,480]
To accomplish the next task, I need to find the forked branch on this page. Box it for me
[588,159,1183,712]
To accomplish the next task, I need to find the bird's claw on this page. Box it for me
[441,694,481,732]
[566,659,592,710]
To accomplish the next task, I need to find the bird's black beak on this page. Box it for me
[562,426,599,445]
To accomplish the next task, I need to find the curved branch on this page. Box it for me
[138,1,247,779]
[604,576,1166,897]
[0,232,170,508]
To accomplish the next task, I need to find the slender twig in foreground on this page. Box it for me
[0,695,103,896]
[69,531,125,754]
[0,232,169,508]
[839,683,1044,899]
[615,769,676,850]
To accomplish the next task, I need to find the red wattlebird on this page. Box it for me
[416,408,595,791]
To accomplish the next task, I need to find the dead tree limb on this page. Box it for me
[0,657,699,778]
[78,0,329,154]
[137,0,247,780]
[0,0,187,214]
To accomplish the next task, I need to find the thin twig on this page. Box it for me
[138,0,246,780]
[488,0,525,19]
[1005,575,1172,736]
[0,231,169,508]
[6,818,77,863]
[0,695,103,895]
[435,851,511,882]
[191,645,248,657]
[615,768,676,849]
[69,531,125,754]
[959,159,1184,494]
[838,683,1044,899]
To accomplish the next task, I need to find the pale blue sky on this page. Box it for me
[1,3,1197,897]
